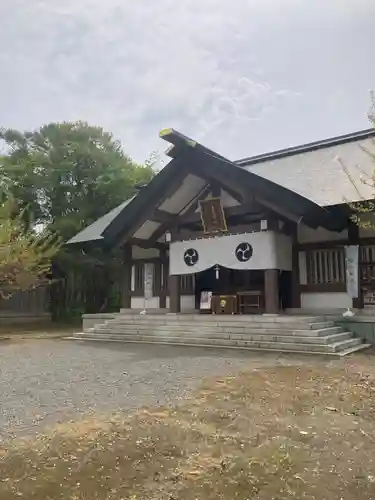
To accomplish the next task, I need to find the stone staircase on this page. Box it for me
[69,313,370,356]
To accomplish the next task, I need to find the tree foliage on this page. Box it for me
[344,106,375,228]
[0,121,155,316]
[0,121,154,240]
[0,200,61,299]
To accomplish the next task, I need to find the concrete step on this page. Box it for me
[92,322,341,335]
[336,343,371,355]
[109,314,328,324]
[70,333,363,354]
[329,338,363,352]
[99,318,335,331]
[92,325,346,339]
[93,322,342,335]
[76,330,352,345]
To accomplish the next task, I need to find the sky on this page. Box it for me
[1,0,374,164]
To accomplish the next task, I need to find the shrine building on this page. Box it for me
[68,128,375,315]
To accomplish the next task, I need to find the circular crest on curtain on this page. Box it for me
[184,248,199,266]
[235,242,253,262]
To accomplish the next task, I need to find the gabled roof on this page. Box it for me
[237,128,375,206]
[67,129,349,248]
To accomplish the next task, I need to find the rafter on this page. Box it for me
[129,237,167,250]
[148,224,169,246]
[151,209,178,225]
[179,201,263,225]
[114,158,189,247]
[178,184,211,222]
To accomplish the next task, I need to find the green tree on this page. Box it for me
[0,121,155,318]
[0,121,154,240]
[0,200,60,299]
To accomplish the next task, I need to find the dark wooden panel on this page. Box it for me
[300,283,347,293]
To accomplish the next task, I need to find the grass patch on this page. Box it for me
[1,361,375,499]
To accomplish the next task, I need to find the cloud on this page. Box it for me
[0,0,374,163]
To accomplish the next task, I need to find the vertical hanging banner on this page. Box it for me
[345,245,359,299]
[144,263,154,302]
[199,198,228,234]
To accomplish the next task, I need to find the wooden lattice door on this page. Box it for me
[360,245,375,304]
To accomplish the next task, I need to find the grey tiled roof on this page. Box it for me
[240,132,375,206]
[66,197,136,244]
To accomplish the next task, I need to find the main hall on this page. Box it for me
[69,127,375,316]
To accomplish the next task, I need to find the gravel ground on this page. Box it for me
[0,339,339,442]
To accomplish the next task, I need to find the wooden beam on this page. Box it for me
[191,161,251,202]
[148,225,168,246]
[212,180,244,204]
[193,171,246,205]
[179,202,263,225]
[171,222,261,242]
[297,240,348,251]
[264,269,279,314]
[168,275,181,313]
[159,248,168,309]
[290,223,301,308]
[179,184,211,222]
[348,219,363,309]
[129,237,167,250]
[300,283,347,293]
[121,244,132,308]
[191,160,306,225]
[151,209,178,225]
[116,158,189,247]
[149,186,261,235]
[149,186,236,240]
[210,180,221,198]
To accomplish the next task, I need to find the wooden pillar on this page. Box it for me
[291,224,301,308]
[168,274,181,313]
[264,269,279,314]
[348,220,363,309]
[121,244,132,309]
[159,248,168,309]
[210,180,221,198]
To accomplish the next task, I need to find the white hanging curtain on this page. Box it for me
[169,232,292,275]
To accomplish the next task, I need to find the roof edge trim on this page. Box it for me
[236,128,375,167]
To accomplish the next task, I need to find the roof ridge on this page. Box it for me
[236,128,375,167]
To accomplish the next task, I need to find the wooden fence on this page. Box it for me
[0,287,48,314]
[0,266,123,320]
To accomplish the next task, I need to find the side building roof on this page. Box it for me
[237,128,375,207]
[67,197,136,245]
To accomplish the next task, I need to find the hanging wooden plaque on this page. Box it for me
[199,197,228,234]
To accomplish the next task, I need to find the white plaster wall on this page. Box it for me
[166,295,195,311]
[181,295,195,311]
[298,224,347,243]
[131,295,195,311]
[299,252,307,284]
[301,292,352,309]
[131,297,160,309]
[132,246,160,259]
[274,233,292,270]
